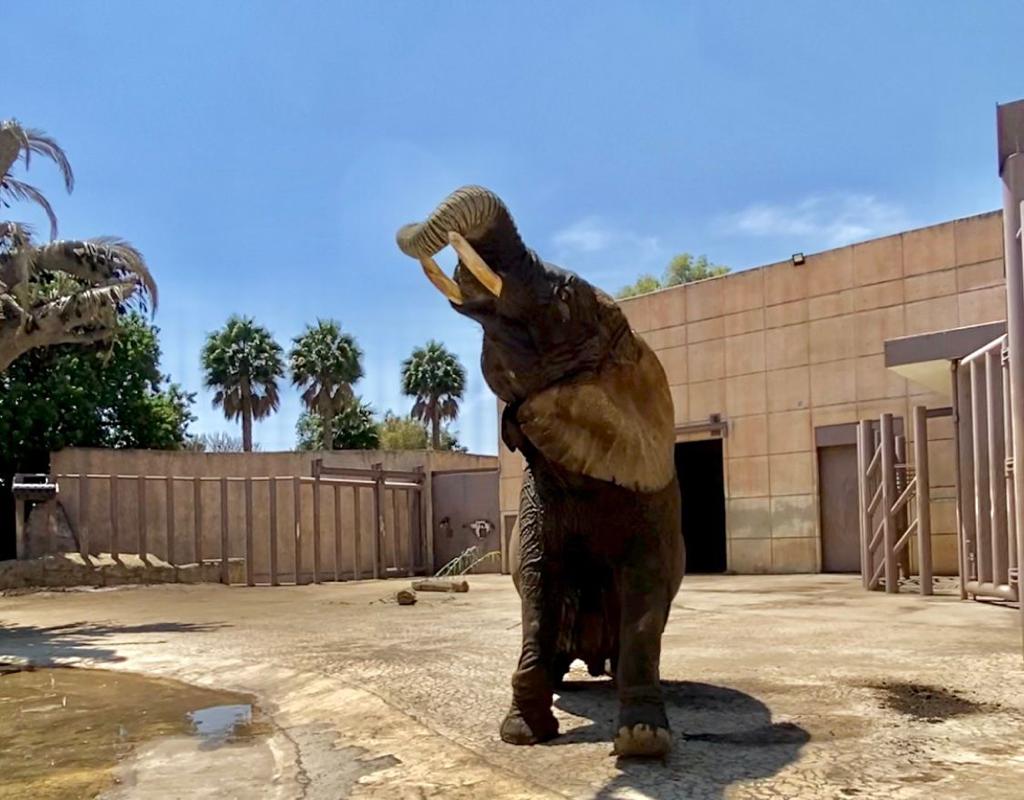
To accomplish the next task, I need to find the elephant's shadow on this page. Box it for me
[552,679,809,800]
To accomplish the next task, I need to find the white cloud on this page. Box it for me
[551,216,661,260]
[718,193,911,249]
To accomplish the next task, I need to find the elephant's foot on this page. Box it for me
[500,705,559,745]
[613,723,672,758]
[613,701,671,758]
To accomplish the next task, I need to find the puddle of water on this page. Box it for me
[0,666,267,800]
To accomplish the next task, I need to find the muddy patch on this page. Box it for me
[0,666,268,800]
[867,681,991,721]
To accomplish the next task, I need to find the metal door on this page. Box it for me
[819,444,861,572]
[431,470,500,573]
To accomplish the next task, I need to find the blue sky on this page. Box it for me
[6,2,1021,453]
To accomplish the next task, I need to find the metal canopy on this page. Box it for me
[884,321,1007,398]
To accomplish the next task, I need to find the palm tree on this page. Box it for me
[200,316,284,452]
[288,319,363,450]
[0,122,154,371]
[401,340,466,450]
[1,119,74,240]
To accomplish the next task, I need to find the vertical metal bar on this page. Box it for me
[951,362,968,599]
[333,483,342,582]
[970,359,992,584]
[312,464,322,584]
[293,476,303,585]
[219,476,229,584]
[913,406,933,596]
[1003,345,1018,590]
[353,487,362,581]
[110,475,120,560]
[956,362,977,593]
[371,465,383,579]
[269,478,279,586]
[138,475,148,561]
[857,420,873,589]
[986,349,1009,587]
[193,477,202,565]
[166,475,176,566]
[880,414,899,593]
[244,477,255,587]
[78,474,90,558]
[894,433,910,579]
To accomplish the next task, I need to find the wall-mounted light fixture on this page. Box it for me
[791,253,806,266]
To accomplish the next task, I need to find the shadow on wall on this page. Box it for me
[554,680,809,800]
[0,620,228,665]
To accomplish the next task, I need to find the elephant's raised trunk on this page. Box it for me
[395,185,522,259]
[396,186,527,303]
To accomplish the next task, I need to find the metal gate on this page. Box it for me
[430,468,500,573]
[952,335,1019,602]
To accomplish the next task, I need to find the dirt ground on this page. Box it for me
[1,574,1023,799]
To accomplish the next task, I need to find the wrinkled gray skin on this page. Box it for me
[396,187,684,757]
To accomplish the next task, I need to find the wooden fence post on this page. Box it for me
[371,464,384,579]
[220,476,229,584]
[293,476,303,585]
[78,474,90,558]
[244,477,255,587]
[166,475,176,567]
[269,478,279,586]
[138,475,148,562]
[110,475,120,560]
[193,477,203,565]
[353,487,362,581]
[312,462,322,584]
[333,483,342,582]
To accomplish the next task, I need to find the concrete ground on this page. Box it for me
[1,574,1023,799]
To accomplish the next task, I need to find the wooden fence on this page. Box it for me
[49,462,427,585]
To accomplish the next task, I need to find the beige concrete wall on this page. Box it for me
[497,210,1007,575]
[50,448,497,580]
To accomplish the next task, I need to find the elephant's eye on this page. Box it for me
[557,285,572,303]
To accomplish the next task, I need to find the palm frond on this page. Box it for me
[32,237,157,308]
[2,178,59,240]
[0,121,74,191]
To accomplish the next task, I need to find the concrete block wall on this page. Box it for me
[496,210,1007,574]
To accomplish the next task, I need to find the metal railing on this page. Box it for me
[857,407,934,595]
[953,335,1019,602]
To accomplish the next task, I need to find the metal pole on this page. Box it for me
[970,359,992,585]
[14,498,24,559]
[986,349,1008,588]
[857,420,873,589]
[913,406,933,596]
[1003,345,1018,591]
[951,362,968,599]
[880,414,899,593]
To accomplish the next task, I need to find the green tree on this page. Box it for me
[400,341,467,450]
[0,314,194,473]
[616,252,730,298]
[377,412,429,450]
[200,315,284,452]
[185,432,253,452]
[296,399,379,450]
[288,319,363,450]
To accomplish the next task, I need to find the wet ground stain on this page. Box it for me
[867,681,991,721]
[0,666,269,800]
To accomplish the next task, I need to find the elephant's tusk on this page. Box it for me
[419,256,463,305]
[448,231,503,297]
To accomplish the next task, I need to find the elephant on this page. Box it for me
[395,186,684,758]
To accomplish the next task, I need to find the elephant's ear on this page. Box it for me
[517,336,675,492]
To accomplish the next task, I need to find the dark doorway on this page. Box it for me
[675,439,727,573]
[818,444,861,573]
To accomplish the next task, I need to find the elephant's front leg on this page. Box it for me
[500,473,560,745]
[613,557,673,758]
